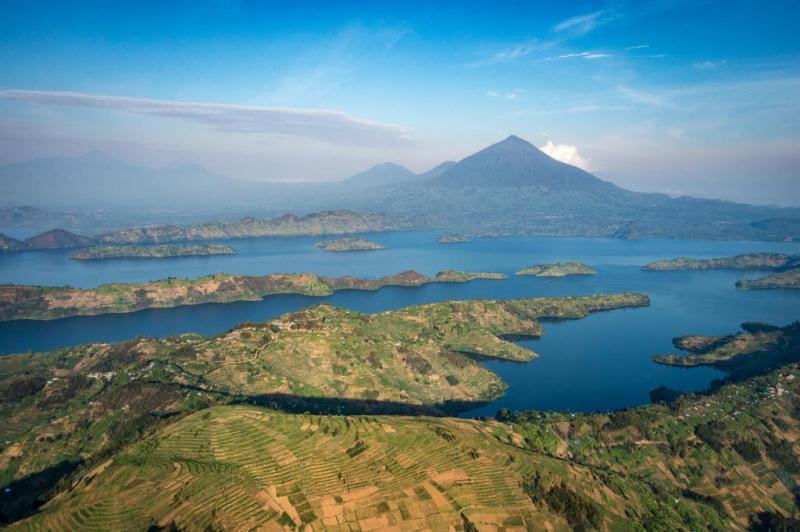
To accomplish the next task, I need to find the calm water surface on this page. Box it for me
[1,231,799,414]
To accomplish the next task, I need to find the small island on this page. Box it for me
[434,270,506,282]
[515,261,596,277]
[315,238,385,252]
[736,268,800,290]
[69,244,237,260]
[642,252,797,271]
[436,234,468,243]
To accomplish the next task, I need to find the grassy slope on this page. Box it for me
[0,294,648,506]
[10,363,800,531]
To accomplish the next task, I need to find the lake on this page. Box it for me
[1,231,799,415]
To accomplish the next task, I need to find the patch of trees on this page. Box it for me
[522,472,601,531]
[0,374,47,403]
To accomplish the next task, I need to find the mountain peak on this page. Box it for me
[428,135,619,193]
[343,162,415,187]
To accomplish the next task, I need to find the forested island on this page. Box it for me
[0,270,508,321]
[69,244,236,260]
[314,238,384,252]
[516,261,596,277]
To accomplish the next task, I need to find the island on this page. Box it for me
[314,238,385,252]
[436,234,468,243]
[736,268,800,290]
[0,269,512,321]
[515,261,596,277]
[69,244,237,260]
[7,301,800,530]
[642,252,798,271]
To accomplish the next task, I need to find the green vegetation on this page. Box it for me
[6,346,800,529]
[0,294,649,525]
[737,268,800,290]
[653,322,800,381]
[643,252,799,271]
[515,261,596,277]
[0,269,515,321]
[433,270,506,281]
[436,234,468,243]
[69,244,236,260]
[314,238,385,252]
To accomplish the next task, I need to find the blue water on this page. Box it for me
[1,231,799,414]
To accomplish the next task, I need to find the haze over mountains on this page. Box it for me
[1,135,799,241]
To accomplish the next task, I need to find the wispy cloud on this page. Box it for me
[485,88,526,100]
[0,90,412,146]
[467,40,543,67]
[553,9,618,35]
[538,51,612,62]
[625,44,650,51]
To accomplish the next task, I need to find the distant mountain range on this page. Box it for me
[0,210,402,251]
[0,151,247,208]
[1,136,799,241]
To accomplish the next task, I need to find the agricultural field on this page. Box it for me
[7,363,800,530]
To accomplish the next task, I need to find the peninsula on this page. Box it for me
[314,238,384,252]
[0,269,508,321]
[642,252,799,271]
[653,321,800,379]
[516,261,596,277]
[69,244,236,260]
[736,268,800,290]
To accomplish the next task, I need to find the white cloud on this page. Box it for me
[540,140,592,170]
[553,10,618,35]
[539,51,612,62]
[0,89,411,146]
[625,44,650,51]
[485,88,526,100]
[467,40,542,67]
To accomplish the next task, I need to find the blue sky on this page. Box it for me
[1,0,799,204]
